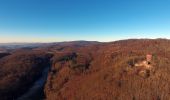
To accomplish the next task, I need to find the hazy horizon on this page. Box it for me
[0,38,170,45]
[1,0,170,42]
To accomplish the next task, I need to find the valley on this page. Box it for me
[1,39,170,100]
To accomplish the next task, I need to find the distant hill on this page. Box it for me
[0,43,46,49]
[0,41,99,49]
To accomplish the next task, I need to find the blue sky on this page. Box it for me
[0,0,170,42]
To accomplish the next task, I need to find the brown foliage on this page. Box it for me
[45,39,170,100]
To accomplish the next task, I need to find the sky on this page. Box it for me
[0,0,170,43]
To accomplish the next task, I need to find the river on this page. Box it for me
[17,66,50,100]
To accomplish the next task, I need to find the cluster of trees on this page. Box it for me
[0,53,10,59]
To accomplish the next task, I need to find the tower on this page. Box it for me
[146,54,152,65]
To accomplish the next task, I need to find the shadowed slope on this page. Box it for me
[0,51,52,100]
